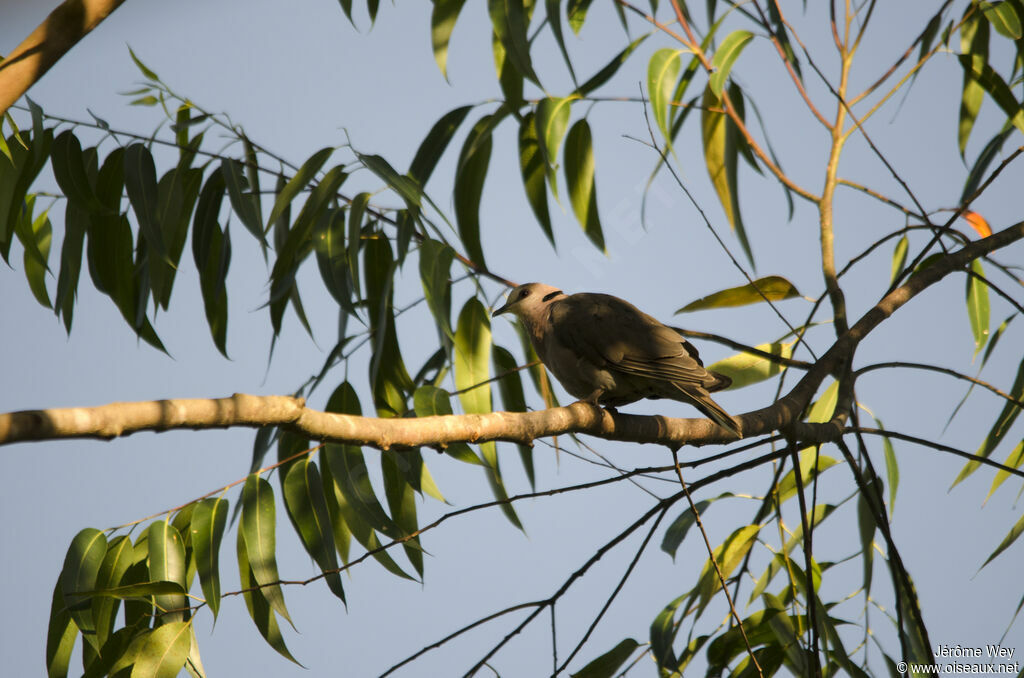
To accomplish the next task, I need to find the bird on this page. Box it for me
[492,282,742,437]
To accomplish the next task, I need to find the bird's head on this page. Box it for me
[492,282,564,319]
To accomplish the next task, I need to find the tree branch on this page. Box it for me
[0,0,127,115]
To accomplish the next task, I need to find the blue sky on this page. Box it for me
[2,1,1023,675]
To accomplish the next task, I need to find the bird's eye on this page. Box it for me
[519,289,531,300]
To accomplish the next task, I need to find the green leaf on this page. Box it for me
[954,355,1024,485]
[150,166,203,309]
[966,259,990,357]
[662,499,711,559]
[413,385,484,465]
[454,115,494,268]
[493,345,534,487]
[563,119,605,252]
[146,520,186,625]
[61,528,107,648]
[890,235,909,285]
[381,451,424,577]
[958,52,1024,137]
[410,105,472,186]
[676,275,800,313]
[313,206,350,310]
[220,157,266,246]
[702,85,754,268]
[356,152,421,209]
[535,97,573,196]
[124,143,164,258]
[191,497,228,621]
[576,34,649,97]
[455,297,493,417]
[488,0,541,87]
[323,382,406,538]
[873,416,900,512]
[571,638,640,678]
[21,201,52,308]
[708,341,794,389]
[546,0,577,85]
[431,0,469,79]
[92,535,135,649]
[648,48,683,150]
[55,200,86,331]
[517,111,555,246]
[981,1,1023,39]
[283,459,346,602]
[696,524,760,610]
[241,475,292,624]
[128,47,160,81]
[567,0,596,34]
[86,580,186,600]
[710,30,753,95]
[777,453,840,505]
[265,147,333,231]
[235,507,303,663]
[419,238,455,340]
[958,13,990,156]
[130,618,191,678]
[47,577,77,678]
[650,593,687,668]
[347,191,369,303]
[987,439,1024,501]
[51,131,106,214]
[192,168,231,356]
[982,509,1024,568]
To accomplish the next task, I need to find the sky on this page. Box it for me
[1,1,1023,676]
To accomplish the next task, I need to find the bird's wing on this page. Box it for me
[550,293,712,387]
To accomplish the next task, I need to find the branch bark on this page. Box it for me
[0,0,127,116]
[2,221,1021,450]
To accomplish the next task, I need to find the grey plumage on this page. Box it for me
[492,282,742,437]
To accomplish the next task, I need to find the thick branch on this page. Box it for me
[0,0,127,116]
[2,221,1021,451]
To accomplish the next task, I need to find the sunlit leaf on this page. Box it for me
[535,97,573,196]
[46,577,77,678]
[987,439,1024,501]
[958,53,1024,137]
[701,86,753,267]
[61,528,106,649]
[648,48,683,151]
[284,460,346,602]
[966,258,990,356]
[241,475,292,624]
[413,385,484,465]
[488,0,541,86]
[563,119,605,252]
[146,521,186,625]
[518,111,554,246]
[191,497,228,621]
[982,509,1024,568]
[954,355,1024,485]
[708,341,794,389]
[419,238,455,340]
[493,345,534,487]
[677,276,800,313]
[710,30,753,95]
[890,234,909,286]
[431,0,469,78]
[235,528,301,665]
[981,1,1023,39]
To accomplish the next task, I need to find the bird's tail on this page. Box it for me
[681,386,743,438]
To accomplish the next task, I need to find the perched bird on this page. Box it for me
[492,282,742,437]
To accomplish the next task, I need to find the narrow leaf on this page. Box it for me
[454,115,494,268]
[966,258,990,356]
[266,147,333,230]
[431,0,469,79]
[241,475,292,624]
[563,119,605,251]
[676,276,800,312]
[410,105,472,186]
[518,111,555,246]
[648,48,683,149]
[710,30,753,95]
[571,638,640,678]
[146,521,186,625]
[701,86,753,267]
[191,497,228,621]
[708,341,794,389]
[283,459,346,602]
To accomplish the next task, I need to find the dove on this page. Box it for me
[492,282,742,437]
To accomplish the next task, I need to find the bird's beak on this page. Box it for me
[491,300,513,318]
